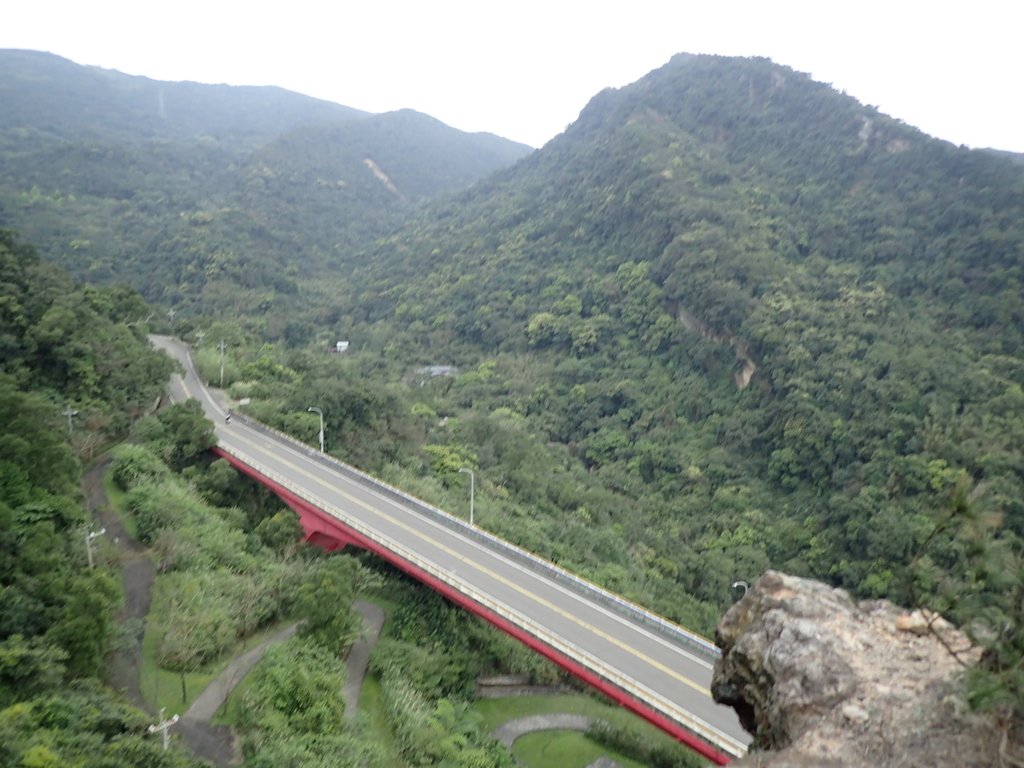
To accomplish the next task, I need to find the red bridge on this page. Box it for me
[153,336,749,764]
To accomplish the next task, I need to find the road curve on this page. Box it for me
[151,335,749,761]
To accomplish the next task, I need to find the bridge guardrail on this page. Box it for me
[227,408,720,663]
[217,439,745,759]
[163,334,717,660]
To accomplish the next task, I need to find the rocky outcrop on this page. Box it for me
[711,571,1020,767]
[676,305,757,390]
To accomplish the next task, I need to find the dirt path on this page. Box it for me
[184,624,299,722]
[86,457,156,710]
[86,455,388,765]
[490,713,593,748]
[174,602,386,764]
[343,601,386,721]
[490,713,624,768]
[176,622,299,766]
[85,456,238,765]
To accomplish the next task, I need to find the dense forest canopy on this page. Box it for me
[320,55,1024,704]
[2,49,1024,753]
[0,230,208,765]
[0,50,532,317]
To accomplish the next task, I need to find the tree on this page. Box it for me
[155,400,216,470]
[295,556,363,653]
[252,511,304,556]
[156,574,234,703]
[48,570,119,678]
[0,635,66,708]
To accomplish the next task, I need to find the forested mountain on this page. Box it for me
[4,48,1024,733]
[328,55,1024,655]
[0,49,367,149]
[0,50,532,315]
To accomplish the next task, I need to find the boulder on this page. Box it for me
[710,570,1018,766]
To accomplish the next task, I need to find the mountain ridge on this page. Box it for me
[0,49,533,312]
[0,48,369,150]
[335,53,1024,629]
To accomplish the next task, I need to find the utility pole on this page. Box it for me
[63,407,79,433]
[218,340,227,388]
[458,467,475,526]
[85,527,106,569]
[148,708,180,751]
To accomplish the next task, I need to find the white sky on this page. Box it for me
[4,0,1022,152]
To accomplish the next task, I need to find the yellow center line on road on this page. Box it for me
[173,370,710,699]
[228,426,711,699]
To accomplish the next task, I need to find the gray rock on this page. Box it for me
[710,570,1012,767]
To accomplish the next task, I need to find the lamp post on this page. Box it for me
[458,467,475,526]
[85,527,106,569]
[148,707,180,751]
[63,407,79,433]
[307,406,324,453]
[218,340,227,388]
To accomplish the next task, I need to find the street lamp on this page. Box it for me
[85,527,106,569]
[458,467,475,526]
[307,406,324,453]
[63,407,79,433]
[218,340,227,388]
[148,707,180,750]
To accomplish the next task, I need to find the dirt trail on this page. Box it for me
[343,601,387,721]
[85,457,236,765]
[491,713,593,748]
[86,457,155,709]
[85,456,394,765]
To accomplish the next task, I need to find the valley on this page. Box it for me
[1,49,1022,767]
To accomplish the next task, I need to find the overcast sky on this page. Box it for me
[4,0,1022,152]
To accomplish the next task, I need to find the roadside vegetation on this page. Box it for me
[0,232,199,766]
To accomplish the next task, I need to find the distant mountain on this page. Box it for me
[340,54,1024,609]
[0,49,368,151]
[230,109,534,266]
[0,49,532,310]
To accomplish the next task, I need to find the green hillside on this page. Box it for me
[329,55,1024,629]
[0,50,532,314]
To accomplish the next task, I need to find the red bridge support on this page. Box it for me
[211,447,733,765]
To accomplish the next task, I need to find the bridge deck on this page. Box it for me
[152,336,749,763]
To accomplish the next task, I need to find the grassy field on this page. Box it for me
[512,730,649,768]
[474,693,704,767]
[358,674,408,767]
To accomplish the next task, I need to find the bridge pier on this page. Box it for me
[211,448,364,552]
[283,494,364,552]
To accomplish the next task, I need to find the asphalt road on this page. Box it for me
[151,336,749,759]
